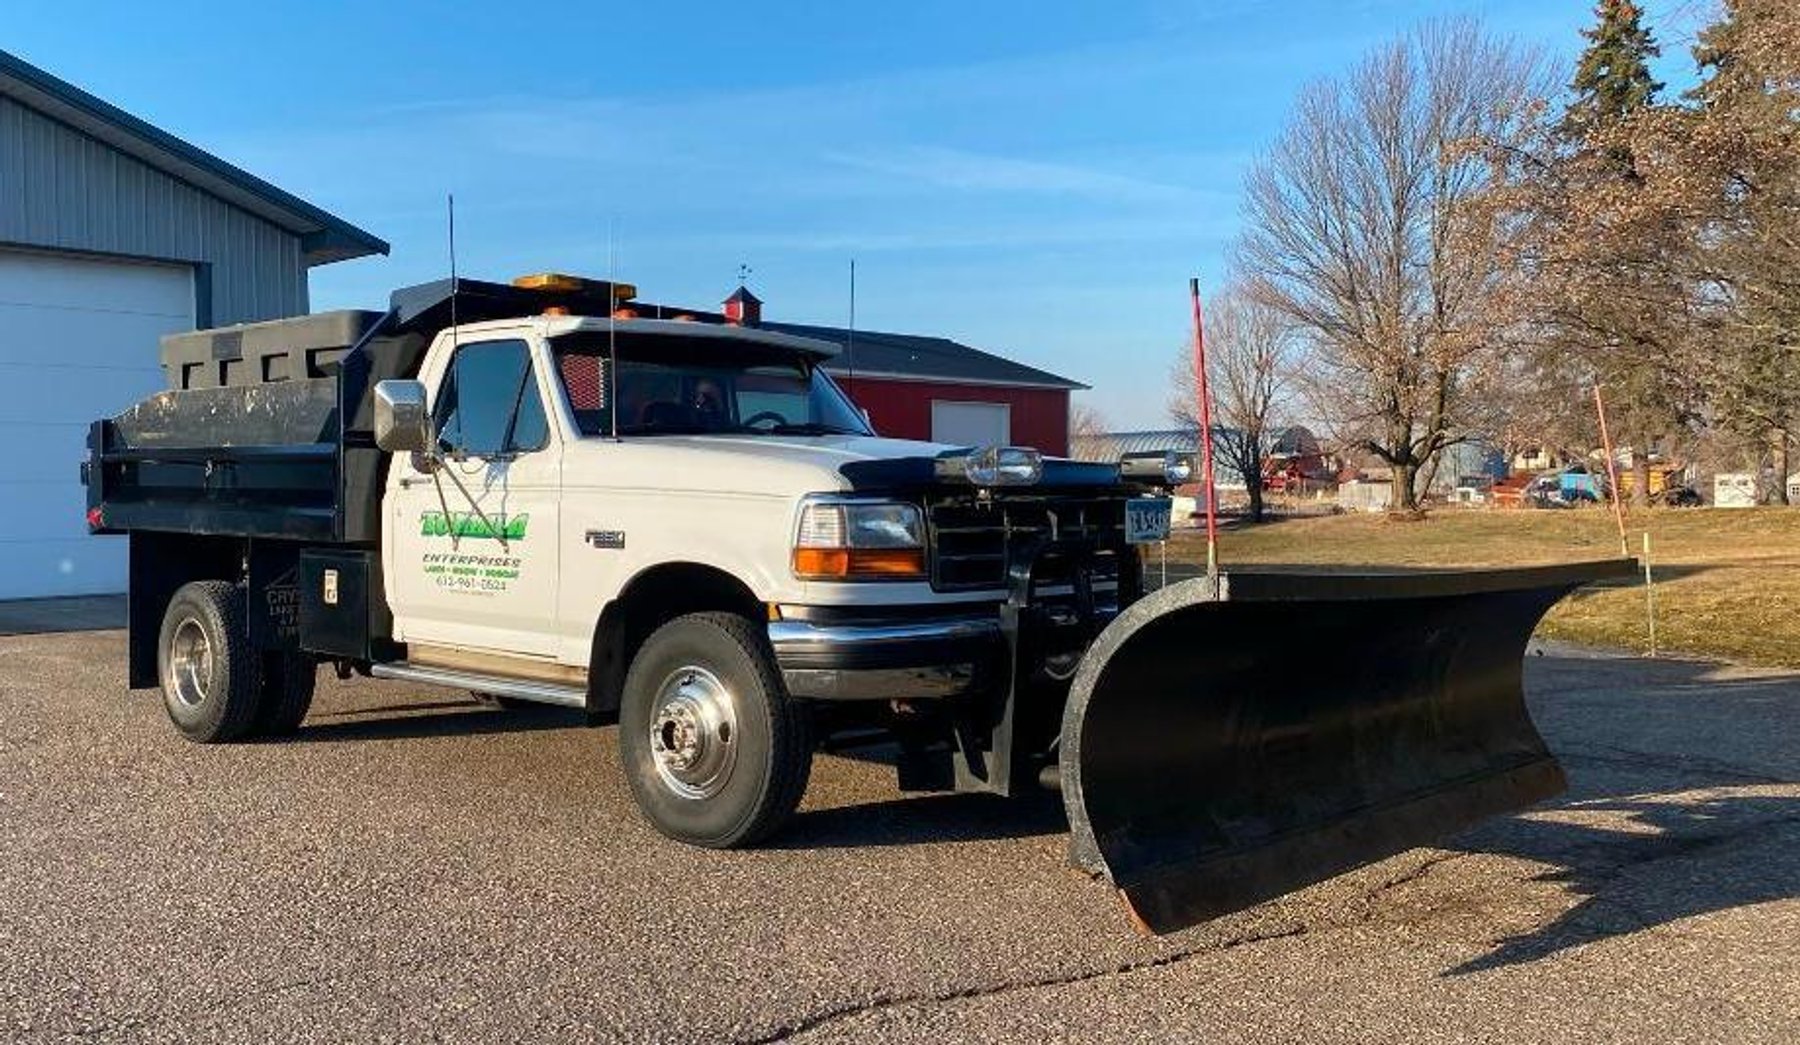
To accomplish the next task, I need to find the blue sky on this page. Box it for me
[7,1,1708,427]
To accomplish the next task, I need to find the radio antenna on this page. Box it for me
[425,192,509,552]
[607,216,619,441]
[846,258,857,395]
[430,192,459,545]
[447,193,459,353]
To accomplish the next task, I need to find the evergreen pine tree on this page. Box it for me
[1555,0,1671,504]
[1565,0,1662,135]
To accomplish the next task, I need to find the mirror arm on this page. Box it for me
[426,456,460,550]
[430,458,511,553]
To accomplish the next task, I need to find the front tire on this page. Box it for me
[157,581,262,743]
[619,612,812,847]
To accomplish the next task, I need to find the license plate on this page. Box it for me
[1125,498,1172,544]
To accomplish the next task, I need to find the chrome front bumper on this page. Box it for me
[767,615,1001,701]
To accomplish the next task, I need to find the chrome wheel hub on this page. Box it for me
[648,666,738,800]
[167,618,213,709]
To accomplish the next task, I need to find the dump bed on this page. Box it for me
[86,315,424,543]
[159,309,383,390]
[85,276,635,544]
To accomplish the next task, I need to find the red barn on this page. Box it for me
[751,297,1084,456]
[638,287,1086,455]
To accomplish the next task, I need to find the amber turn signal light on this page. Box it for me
[792,547,925,580]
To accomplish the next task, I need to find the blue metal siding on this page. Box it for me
[0,94,306,324]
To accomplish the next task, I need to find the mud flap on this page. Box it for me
[1058,561,1634,934]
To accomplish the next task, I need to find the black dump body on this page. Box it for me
[84,277,631,544]
[84,277,632,687]
[91,310,397,543]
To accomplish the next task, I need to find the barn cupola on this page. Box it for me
[723,285,762,326]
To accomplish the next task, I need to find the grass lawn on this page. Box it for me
[1164,507,1800,668]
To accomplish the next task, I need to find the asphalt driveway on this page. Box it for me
[2,631,1796,1043]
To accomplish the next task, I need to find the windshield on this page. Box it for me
[550,331,873,438]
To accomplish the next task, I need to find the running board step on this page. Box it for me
[369,661,588,709]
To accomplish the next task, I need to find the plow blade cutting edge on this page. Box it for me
[1058,560,1634,934]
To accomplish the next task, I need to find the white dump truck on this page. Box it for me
[85,272,1628,932]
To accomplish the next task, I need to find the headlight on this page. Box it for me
[934,446,1043,486]
[1120,450,1193,486]
[793,501,926,580]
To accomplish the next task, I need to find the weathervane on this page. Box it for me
[737,262,753,287]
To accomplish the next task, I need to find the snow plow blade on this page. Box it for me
[1059,560,1634,935]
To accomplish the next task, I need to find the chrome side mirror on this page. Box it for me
[373,380,434,453]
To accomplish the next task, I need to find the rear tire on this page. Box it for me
[157,581,262,743]
[619,612,811,847]
[254,652,317,737]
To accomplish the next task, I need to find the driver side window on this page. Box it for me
[432,339,549,457]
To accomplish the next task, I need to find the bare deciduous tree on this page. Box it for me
[1169,284,1295,522]
[1236,20,1547,511]
[1064,401,1115,463]
[1069,401,1111,442]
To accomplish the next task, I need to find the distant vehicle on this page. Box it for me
[1527,466,1602,508]
[1559,467,1603,503]
[1525,475,1572,508]
[1652,484,1704,508]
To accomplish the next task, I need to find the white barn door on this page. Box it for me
[0,249,193,598]
[930,400,1011,448]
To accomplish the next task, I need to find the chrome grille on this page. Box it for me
[927,495,1128,592]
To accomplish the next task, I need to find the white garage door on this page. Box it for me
[930,400,1011,448]
[0,249,193,599]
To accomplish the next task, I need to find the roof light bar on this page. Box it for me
[512,272,638,300]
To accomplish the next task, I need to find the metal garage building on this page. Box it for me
[0,49,383,599]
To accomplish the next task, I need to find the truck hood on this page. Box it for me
[667,432,953,463]
[559,433,956,498]
[560,433,1127,499]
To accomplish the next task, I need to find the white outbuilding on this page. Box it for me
[1713,472,1758,508]
[0,50,383,599]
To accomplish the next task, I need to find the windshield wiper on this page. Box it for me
[767,422,860,436]
[619,422,720,436]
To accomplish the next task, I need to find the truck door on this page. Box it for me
[387,337,561,659]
